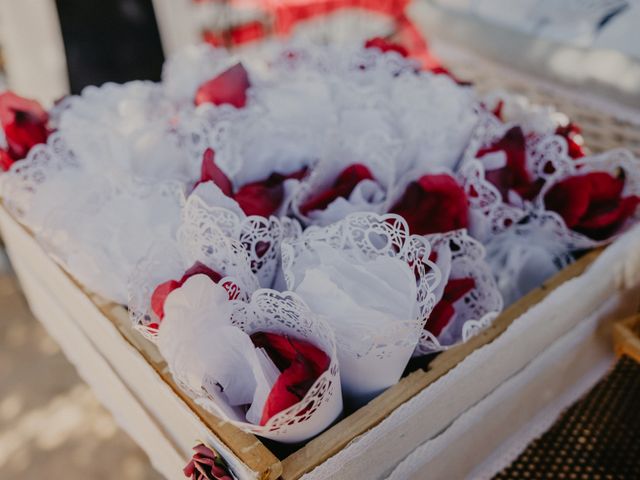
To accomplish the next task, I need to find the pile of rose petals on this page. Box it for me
[1,39,639,443]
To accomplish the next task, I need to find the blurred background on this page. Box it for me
[0,0,639,478]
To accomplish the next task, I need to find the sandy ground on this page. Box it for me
[0,249,163,480]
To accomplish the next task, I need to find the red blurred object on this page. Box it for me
[195,63,251,108]
[196,0,445,71]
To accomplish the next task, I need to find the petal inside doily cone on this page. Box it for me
[228,289,342,443]
[415,230,502,355]
[283,212,441,405]
[158,276,342,443]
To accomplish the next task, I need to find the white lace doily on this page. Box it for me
[55,81,194,184]
[128,222,260,339]
[2,133,184,304]
[176,43,478,207]
[484,212,576,306]
[184,183,298,288]
[459,98,578,241]
[282,212,441,403]
[160,282,342,443]
[416,229,503,355]
[536,148,640,250]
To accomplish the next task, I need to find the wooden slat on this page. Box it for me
[613,315,640,364]
[279,248,603,479]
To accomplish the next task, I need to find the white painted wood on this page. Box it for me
[0,0,69,105]
[8,252,185,479]
[0,206,262,480]
[387,289,639,480]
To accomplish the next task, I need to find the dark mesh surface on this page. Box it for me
[494,355,640,479]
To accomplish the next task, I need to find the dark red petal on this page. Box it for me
[234,181,284,217]
[151,263,222,321]
[195,63,251,108]
[0,91,49,160]
[477,126,532,202]
[544,175,592,229]
[391,174,469,235]
[364,37,409,57]
[199,148,233,196]
[211,464,233,480]
[0,150,14,171]
[426,277,475,337]
[426,301,455,338]
[251,332,329,377]
[491,100,504,120]
[585,172,624,205]
[254,241,270,258]
[260,360,314,425]
[442,277,476,304]
[556,123,585,159]
[151,279,181,320]
[183,459,197,477]
[180,261,223,286]
[251,332,330,425]
[577,195,640,240]
[512,178,545,201]
[299,163,375,215]
[235,167,307,217]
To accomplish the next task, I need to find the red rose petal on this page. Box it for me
[545,171,638,240]
[0,150,14,171]
[585,172,624,205]
[391,174,469,235]
[183,459,196,477]
[251,332,330,425]
[260,360,315,426]
[426,300,455,338]
[478,126,534,201]
[235,167,306,217]
[195,63,251,108]
[426,277,476,338]
[544,175,592,229]
[491,100,504,120]
[556,123,585,159]
[151,279,181,320]
[299,163,375,215]
[181,261,223,285]
[577,195,640,240]
[364,37,409,57]
[151,262,222,321]
[0,91,49,161]
[198,148,233,196]
[443,277,476,304]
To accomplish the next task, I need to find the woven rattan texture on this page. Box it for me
[444,62,640,158]
[494,355,640,479]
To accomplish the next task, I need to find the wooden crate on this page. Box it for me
[3,31,640,476]
[3,202,640,479]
